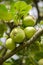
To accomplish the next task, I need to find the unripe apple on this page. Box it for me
[40,20,43,25]
[6,38,15,50]
[24,27,36,39]
[38,59,43,65]
[23,16,36,27]
[10,27,25,43]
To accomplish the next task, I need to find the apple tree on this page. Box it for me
[0,0,43,65]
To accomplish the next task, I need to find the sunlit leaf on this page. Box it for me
[0,4,8,20]
[10,1,32,25]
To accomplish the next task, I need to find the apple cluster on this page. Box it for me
[6,15,36,50]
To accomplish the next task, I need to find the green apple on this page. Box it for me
[24,27,36,39]
[6,38,15,50]
[40,20,43,25]
[10,27,25,43]
[23,16,36,27]
[38,59,43,65]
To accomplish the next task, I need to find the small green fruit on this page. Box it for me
[23,16,36,27]
[40,20,43,25]
[6,38,15,50]
[24,27,36,39]
[10,27,25,43]
[38,59,43,65]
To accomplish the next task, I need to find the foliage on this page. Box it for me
[0,0,43,65]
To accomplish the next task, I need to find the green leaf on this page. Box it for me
[0,4,8,20]
[0,22,7,38]
[3,62,12,65]
[34,51,43,61]
[0,33,3,38]
[10,1,32,25]
[28,41,40,54]
[14,1,27,11]
[5,12,13,21]
[14,1,32,16]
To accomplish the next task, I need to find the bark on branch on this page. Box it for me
[0,28,43,64]
[33,0,43,22]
